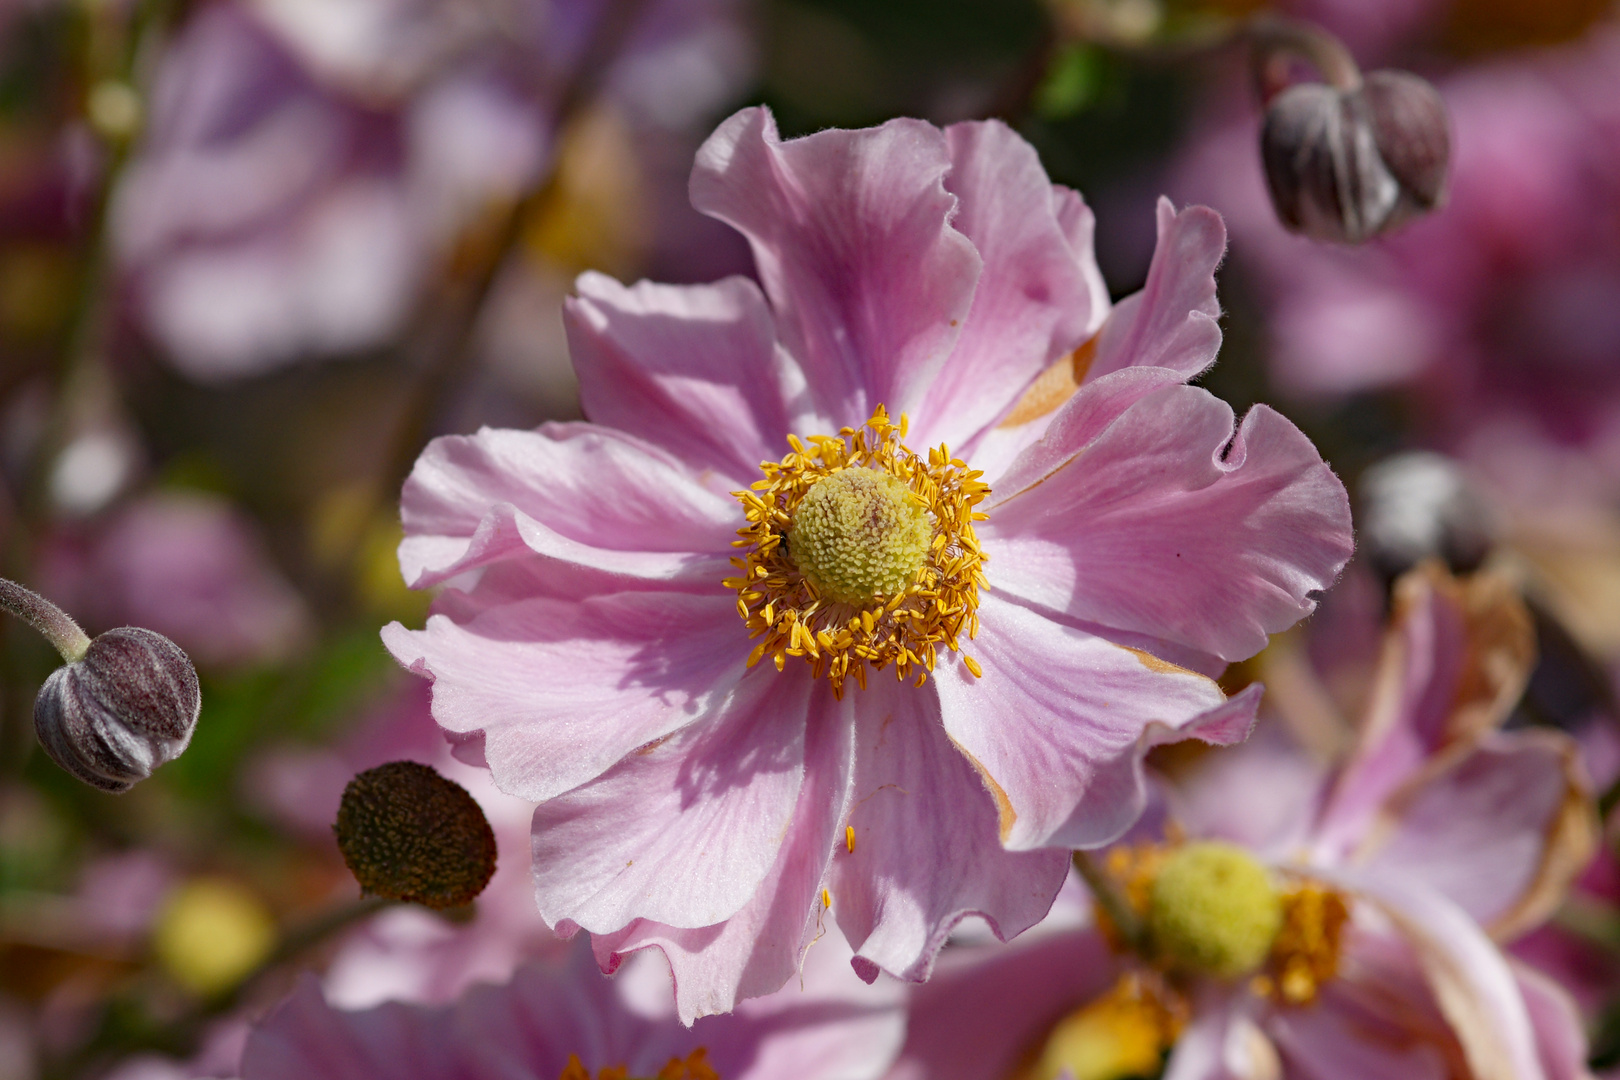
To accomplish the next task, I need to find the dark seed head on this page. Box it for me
[34,626,201,792]
[1261,70,1451,243]
[333,761,497,910]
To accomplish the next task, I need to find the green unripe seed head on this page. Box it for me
[1147,841,1282,978]
[786,467,932,605]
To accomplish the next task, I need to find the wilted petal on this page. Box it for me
[590,683,857,1023]
[983,386,1353,662]
[933,594,1259,851]
[531,664,812,932]
[830,675,1069,983]
[690,106,980,425]
[566,272,814,485]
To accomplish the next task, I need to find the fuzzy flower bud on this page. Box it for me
[1260,70,1450,244]
[34,626,201,793]
[334,761,497,910]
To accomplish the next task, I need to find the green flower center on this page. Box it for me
[1146,841,1282,978]
[785,467,933,606]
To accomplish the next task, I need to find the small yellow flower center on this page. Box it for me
[726,406,989,697]
[1145,842,1283,979]
[1253,882,1350,1006]
[786,468,932,605]
[1018,973,1183,1080]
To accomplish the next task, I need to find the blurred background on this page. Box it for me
[1,0,1619,1076]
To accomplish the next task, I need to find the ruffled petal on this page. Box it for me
[381,590,750,803]
[1085,198,1226,383]
[589,682,857,1023]
[1328,869,1549,1080]
[566,272,814,484]
[887,928,1120,1080]
[933,594,1259,851]
[398,422,739,589]
[531,664,813,933]
[982,385,1353,662]
[829,675,1069,983]
[910,121,1106,449]
[1355,729,1596,941]
[690,106,981,426]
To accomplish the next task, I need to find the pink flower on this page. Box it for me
[383,106,1354,1020]
[887,565,1597,1080]
[238,932,904,1080]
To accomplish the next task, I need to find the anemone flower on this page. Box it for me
[887,564,1597,1080]
[239,932,903,1080]
[383,105,1355,1020]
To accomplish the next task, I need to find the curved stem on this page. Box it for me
[1247,14,1363,99]
[0,578,90,662]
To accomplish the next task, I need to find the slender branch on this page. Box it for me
[0,578,90,662]
[1073,849,1143,951]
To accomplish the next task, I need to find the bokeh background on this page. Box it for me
[2,0,1619,1076]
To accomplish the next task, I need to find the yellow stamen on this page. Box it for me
[1257,881,1350,1006]
[1017,972,1184,1080]
[729,406,990,697]
[822,887,833,908]
[558,1049,718,1080]
[846,825,856,853]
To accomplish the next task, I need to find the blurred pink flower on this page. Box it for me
[112,0,751,380]
[383,106,1354,1020]
[887,565,1597,1080]
[36,490,311,669]
[1175,27,1620,466]
[239,932,904,1080]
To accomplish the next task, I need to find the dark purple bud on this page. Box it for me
[333,761,496,910]
[1359,451,1495,584]
[34,626,201,792]
[1261,69,1450,243]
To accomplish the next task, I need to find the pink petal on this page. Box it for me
[381,590,750,802]
[829,675,1070,983]
[982,385,1354,662]
[1355,729,1595,940]
[566,272,813,485]
[690,106,980,425]
[590,683,857,1023]
[398,422,739,589]
[885,928,1120,1080]
[1051,186,1113,332]
[242,976,462,1080]
[1511,961,1595,1080]
[1085,198,1226,383]
[910,121,1107,449]
[1168,724,1330,859]
[1330,868,1549,1080]
[1264,981,1452,1080]
[1162,991,1280,1080]
[933,594,1259,851]
[531,664,813,933]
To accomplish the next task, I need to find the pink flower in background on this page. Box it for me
[383,105,1353,1019]
[887,565,1597,1080]
[240,932,904,1080]
[113,0,751,380]
[37,490,311,669]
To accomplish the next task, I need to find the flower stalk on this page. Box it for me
[0,577,91,662]
[1073,849,1144,952]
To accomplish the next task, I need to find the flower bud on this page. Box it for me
[1260,70,1450,243]
[1359,451,1494,584]
[333,761,497,910]
[34,626,201,793]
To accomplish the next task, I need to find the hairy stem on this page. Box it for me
[1248,13,1363,98]
[0,578,90,662]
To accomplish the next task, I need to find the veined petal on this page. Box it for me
[983,385,1353,662]
[1086,198,1226,383]
[590,682,857,1023]
[690,106,981,425]
[532,664,813,933]
[566,272,816,484]
[933,594,1259,852]
[398,422,740,589]
[382,591,749,803]
[911,121,1106,450]
[829,675,1069,984]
